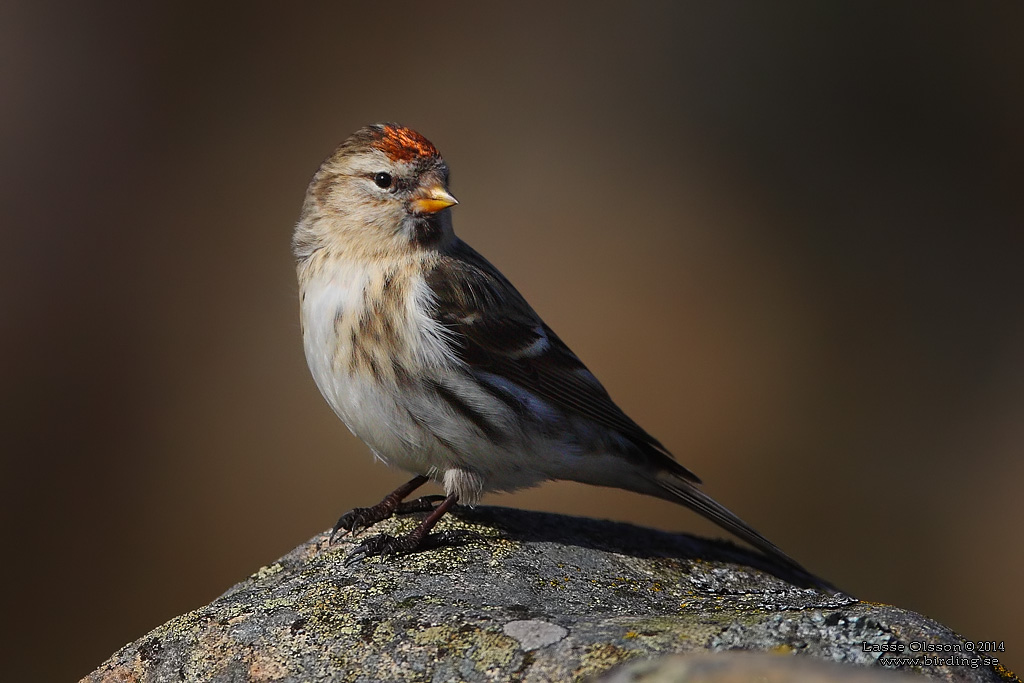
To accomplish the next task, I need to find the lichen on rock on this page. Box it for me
[83,506,1014,683]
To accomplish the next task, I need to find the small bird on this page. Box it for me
[294,123,824,586]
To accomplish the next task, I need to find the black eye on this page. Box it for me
[373,172,393,189]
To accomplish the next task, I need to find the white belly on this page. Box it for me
[299,258,444,471]
[296,255,603,503]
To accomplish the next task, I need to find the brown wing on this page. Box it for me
[426,239,699,483]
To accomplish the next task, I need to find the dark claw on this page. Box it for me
[340,490,460,564]
[345,533,423,565]
[329,476,432,543]
[332,495,449,543]
[330,508,369,542]
[344,528,479,565]
[421,528,476,550]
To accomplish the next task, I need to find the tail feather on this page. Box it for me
[655,474,839,594]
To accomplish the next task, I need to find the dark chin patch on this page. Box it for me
[409,215,445,247]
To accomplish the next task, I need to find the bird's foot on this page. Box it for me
[330,494,447,542]
[329,475,433,542]
[344,492,461,564]
[344,528,473,565]
[344,532,421,565]
[330,506,390,542]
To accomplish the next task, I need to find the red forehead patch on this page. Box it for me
[371,124,440,161]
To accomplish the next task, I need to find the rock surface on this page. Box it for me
[84,506,1016,683]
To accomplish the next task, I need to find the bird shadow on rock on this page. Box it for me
[420,503,841,594]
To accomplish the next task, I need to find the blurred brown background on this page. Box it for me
[2,2,1022,680]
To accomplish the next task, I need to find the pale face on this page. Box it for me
[295,141,455,260]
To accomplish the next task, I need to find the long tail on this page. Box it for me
[654,472,840,594]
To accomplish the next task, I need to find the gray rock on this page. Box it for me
[502,620,569,651]
[83,506,1014,683]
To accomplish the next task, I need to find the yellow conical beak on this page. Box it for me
[410,185,458,214]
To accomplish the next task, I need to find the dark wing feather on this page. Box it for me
[426,240,699,483]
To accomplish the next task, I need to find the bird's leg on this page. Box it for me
[346,493,459,563]
[331,475,428,541]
